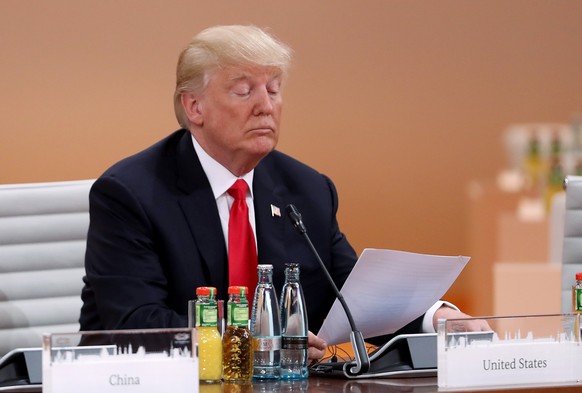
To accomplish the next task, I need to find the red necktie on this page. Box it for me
[227,179,258,302]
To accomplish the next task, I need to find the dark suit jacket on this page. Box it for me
[79,129,423,336]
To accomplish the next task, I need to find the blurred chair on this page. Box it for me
[561,176,582,313]
[0,179,93,357]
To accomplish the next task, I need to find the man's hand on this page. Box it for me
[307,331,327,361]
[433,305,491,332]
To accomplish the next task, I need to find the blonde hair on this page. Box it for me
[174,25,292,128]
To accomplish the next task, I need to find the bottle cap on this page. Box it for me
[228,286,248,296]
[576,273,582,281]
[258,264,273,271]
[196,286,216,297]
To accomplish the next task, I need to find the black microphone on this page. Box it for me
[286,204,370,376]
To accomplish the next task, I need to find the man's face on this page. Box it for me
[192,64,283,175]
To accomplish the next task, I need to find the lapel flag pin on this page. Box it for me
[271,204,281,217]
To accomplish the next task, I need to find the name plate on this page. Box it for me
[43,329,198,393]
[437,314,582,388]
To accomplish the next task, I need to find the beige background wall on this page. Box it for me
[2,1,581,313]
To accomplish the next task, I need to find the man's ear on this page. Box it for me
[181,92,204,126]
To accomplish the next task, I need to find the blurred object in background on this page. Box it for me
[499,115,582,214]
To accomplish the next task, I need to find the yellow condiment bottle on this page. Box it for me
[571,273,582,335]
[195,286,223,382]
[572,273,582,313]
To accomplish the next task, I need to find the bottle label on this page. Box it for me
[282,336,308,350]
[576,287,582,312]
[228,303,249,326]
[253,336,281,351]
[196,303,218,327]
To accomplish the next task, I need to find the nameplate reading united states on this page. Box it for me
[437,314,582,389]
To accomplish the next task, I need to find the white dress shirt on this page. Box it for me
[191,136,257,254]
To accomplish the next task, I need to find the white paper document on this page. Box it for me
[317,248,470,345]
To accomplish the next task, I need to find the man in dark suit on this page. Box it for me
[79,25,486,361]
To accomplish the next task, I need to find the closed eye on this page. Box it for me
[267,80,281,97]
[230,79,251,97]
[233,87,251,97]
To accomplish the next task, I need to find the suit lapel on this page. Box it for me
[174,131,228,291]
[172,132,287,289]
[253,160,287,264]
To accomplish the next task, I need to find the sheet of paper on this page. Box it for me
[317,248,470,345]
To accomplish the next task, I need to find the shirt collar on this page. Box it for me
[191,135,254,199]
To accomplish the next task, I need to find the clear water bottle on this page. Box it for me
[250,264,281,379]
[279,263,309,379]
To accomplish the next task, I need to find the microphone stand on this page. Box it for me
[286,204,370,376]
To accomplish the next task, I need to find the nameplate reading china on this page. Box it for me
[42,328,198,393]
[437,314,582,388]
